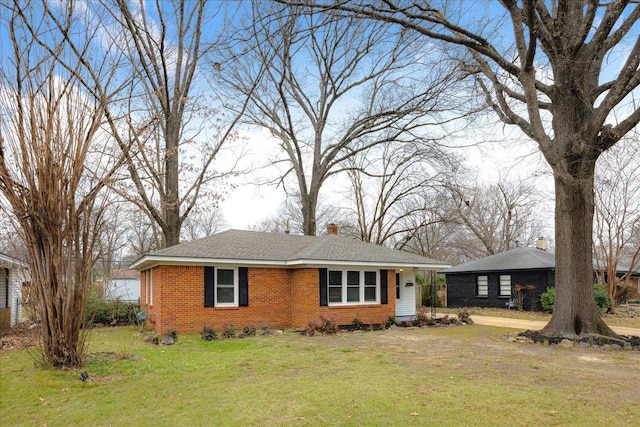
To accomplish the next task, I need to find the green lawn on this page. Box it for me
[2,325,639,426]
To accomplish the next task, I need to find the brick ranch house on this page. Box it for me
[130,227,450,334]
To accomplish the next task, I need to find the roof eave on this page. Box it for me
[0,253,29,269]
[130,255,451,271]
[444,267,555,274]
[290,259,451,270]
[129,256,287,270]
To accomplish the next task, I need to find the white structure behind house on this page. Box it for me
[107,269,141,303]
[0,252,29,330]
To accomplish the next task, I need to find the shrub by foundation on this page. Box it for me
[385,315,397,328]
[306,315,338,335]
[240,325,257,338]
[222,324,236,339]
[201,325,217,341]
[352,317,364,331]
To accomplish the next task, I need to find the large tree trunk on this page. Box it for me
[163,210,181,248]
[301,190,318,236]
[541,167,617,338]
[30,236,86,367]
[163,120,182,248]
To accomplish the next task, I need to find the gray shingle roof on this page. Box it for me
[444,247,640,276]
[131,229,450,270]
[444,247,555,273]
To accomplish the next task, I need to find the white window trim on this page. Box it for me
[477,275,488,297]
[150,270,153,306]
[215,267,238,307]
[499,274,511,297]
[144,269,153,306]
[328,269,379,306]
[142,270,147,305]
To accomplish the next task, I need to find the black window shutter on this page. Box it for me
[319,268,328,306]
[204,266,215,307]
[380,270,388,305]
[239,267,249,307]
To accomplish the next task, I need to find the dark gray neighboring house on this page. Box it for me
[444,247,555,311]
[445,247,640,310]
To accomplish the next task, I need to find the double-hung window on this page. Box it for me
[328,270,343,303]
[477,275,488,297]
[499,275,511,297]
[216,268,237,306]
[327,270,378,305]
[205,266,247,308]
[347,271,360,302]
[364,271,377,302]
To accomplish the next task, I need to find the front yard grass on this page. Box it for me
[2,325,639,426]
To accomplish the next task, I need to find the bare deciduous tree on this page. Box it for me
[594,137,640,310]
[93,202,131,280]
[296,0,640,338]
[393,177,545,263]
[125,209,163,258]
[98,0,246,248]
[343,140,455,245]
[250,194,341,235]
[220,2,463,235]
[444,179,545,258]
[17,0,246,249]
[0,3,120,367]
[181,204,227,242]
[392,190,458,261]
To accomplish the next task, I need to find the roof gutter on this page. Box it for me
[130,255,451,271]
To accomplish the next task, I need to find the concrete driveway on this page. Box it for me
[471,315,640,336]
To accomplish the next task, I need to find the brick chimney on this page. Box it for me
[327,224,338,235]
[535,237,547,251]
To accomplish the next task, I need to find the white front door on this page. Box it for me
[395,271,416,318]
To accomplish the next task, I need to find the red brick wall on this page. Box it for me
[143,266,397,334]
[143,266,291,334]
[290,268,320,327]
[290,269,396,327]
